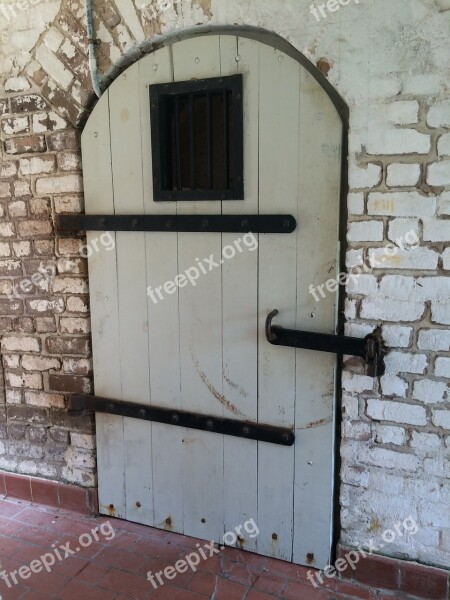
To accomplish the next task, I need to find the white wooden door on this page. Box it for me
[82,33,342,568]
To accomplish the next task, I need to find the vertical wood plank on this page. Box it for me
[257,45,300,561]
[108,64,153,525]
[138,48,185,533]
[292,68,341,568]
[81,93,126,518]
[172,35,225,542]
[221,35,259,552]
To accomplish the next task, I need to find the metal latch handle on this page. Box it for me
[265,309,387,377]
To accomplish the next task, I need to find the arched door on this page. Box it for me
[81,31,343,568]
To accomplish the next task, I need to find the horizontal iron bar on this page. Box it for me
[56,214,297,234]
[269,326,368,357]
[68,395,295,447]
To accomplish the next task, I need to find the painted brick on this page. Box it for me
[387,100,419,125]
[412,379,448,404]
[435,357,450,379]
[438,132,450,156]
[361,447,419,472]
[367,192,436,217]
[59,317,90,334]
[6,371,42,389]
[32,112,67,133]
[25,391,65,409]
[21,356,61,371]
[432,410,450,430]
[366,129,430,155]
[347,192,364,215]
[438,191,450,216]
[418,329,450,351]
[423,219,450,242]
[385,352,427,374]
[35,174,83,195]
[432,303,450,325]
[387,218,420,244]
[26,298,65,314]
[386,163,420,187]
[4,135,46,154]
[19,156,56,175]
[342,372,374,394]
[366,399,427,426]
[52,277,88,294]
[35,44,74,89]
[347,221,384,242]
[346,274,378,296]
[427,160,450,186]
[380,375,408,398]
[374,425,406,446]
[54,194,83,214]
[369,247,439,270]
[379,275,415,300]
[46,336,90,355]
[427,100,450,127]
[1,336,40,353]
[17,220,52,238]
[410,431,442,451]
[361,298,425,322]
[443,248,450,270]
[70,432,95,450]
[349,163,381,189]
[5,76,30,92]
[381,325,412,348]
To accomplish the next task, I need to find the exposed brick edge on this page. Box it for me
[337,544,450,600]
[0,470,98,516]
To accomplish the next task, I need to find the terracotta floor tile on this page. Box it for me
[0,498,439,600]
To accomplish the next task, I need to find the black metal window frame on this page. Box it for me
[149,74,244,202]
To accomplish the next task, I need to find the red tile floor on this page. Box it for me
[0,498,422,599]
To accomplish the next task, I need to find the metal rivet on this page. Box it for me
[93,132,98,137]
[107,403,115,411]
[221,194,226,200]
[283,219,291,229]
[109,504,114,509]
[242,426,250,436]
[201,518,206,523]
[99,218,107,227]
[153,64,158,71]
[282,433,290,444]
[202,218,209,228]
[136,501,142,508]
[206,419,214,430]
[241,219,249,228]
[139,408,146,417]
[235,54,241,62]
[195,57,200,63]
[131,219,138,228]
[172,413,179,423]
[272,533,278,540]
[166,219,174,228]
[278,56,283,63]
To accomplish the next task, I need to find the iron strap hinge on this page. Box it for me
[56,214,297,234]
[265,309,387,377]
[68,394,295,447]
